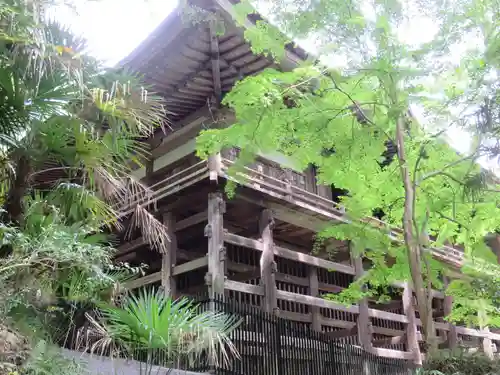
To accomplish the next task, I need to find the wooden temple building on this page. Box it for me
[115,0,500,364]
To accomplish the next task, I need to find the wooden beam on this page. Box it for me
[223,232,355,275]
[206,192,226,298]
[259,209,278,314]
[208,20,222,105]
[370,347,414,360]
[403,283,422,365]
[224,279,264,295]
[173,256,209,276]
[175,210,208,232]
[373,335,406,347]
[161,212,177,297]
[325,326,358,339]
[277,289,359,314]
[309,266,322,331]
[443,278,458,349]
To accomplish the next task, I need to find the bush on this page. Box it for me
[423,349,500,375]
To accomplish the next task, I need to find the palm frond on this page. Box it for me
[94,289,241,367]
[126,205,169,254]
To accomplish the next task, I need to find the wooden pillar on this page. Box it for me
[304,165,316,194]
[350,246,372,349]
[205,192,226,299]
[259,208,277,314]
[161,212,177,297]
[403,283,422,365]
[443,277,458,349]
[208,153,222,182]
[308,266,322,331]
[482,326,494,358]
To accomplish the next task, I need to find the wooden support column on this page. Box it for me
[443,277,458,349]
[205,192,226,299]
[304,165,316,194]
[208,153,222,182]
[161,212,177,297]
[350,245,372,350]
[482,326,494,358]
[259,208,277,314]
[308,266,322,331]
[403,283,422,365]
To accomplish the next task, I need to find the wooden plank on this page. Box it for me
[325,326,358,339]
[223,232,355,275]
[224,279,264,295]
[175,210,208,231]
[161,212,177,297]
[173,256,208,276]
[308,266,322,331]
[206,192,226,297]
[125,272,161,290]
[370,347,414,360]
[208,20,222,104]
[403,283,422,365]
[259,209,277,314]
[277,290,359,314]
[373,335,406,347]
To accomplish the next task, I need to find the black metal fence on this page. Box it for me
[193,296,411,375]
[76,294,412,375]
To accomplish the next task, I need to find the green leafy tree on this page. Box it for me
[0,0,171,370]
[196,0,500,348]
[82,289,241,372]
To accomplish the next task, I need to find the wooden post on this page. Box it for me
[443,277,457,349]
[205,192,226,299]
[403,283,422,365]
[350,245,372,350]
[316,184,333,200]
[161,212,177,297]
[308,266,322,331]
[208,153,222,182]
[482,326,494,359]
[304,165,316,194]
[259,208,277,314]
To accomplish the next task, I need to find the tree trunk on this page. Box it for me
[4,154,31,225]
[395,117,437,350]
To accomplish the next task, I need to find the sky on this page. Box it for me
[55,0,495,172]
[53,0,178,66]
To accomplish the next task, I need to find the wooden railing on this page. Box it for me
[116,160,209,217]
[219,157,465,268]
[221,231,500,360]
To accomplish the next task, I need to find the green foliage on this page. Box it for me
[0,0,168,364]
[423,349,500,375]
[196,0,500,337]
[91,289,241,367]
[20,340,82,375]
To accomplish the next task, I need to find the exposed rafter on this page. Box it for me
[208,21,222,106]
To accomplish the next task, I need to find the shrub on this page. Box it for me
[423,349,500,375]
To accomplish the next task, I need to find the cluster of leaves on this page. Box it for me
[196,0,500,342]
[80,289,241,369]
[0,0,175,372]
[423,349,500,375]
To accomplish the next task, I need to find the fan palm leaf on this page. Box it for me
[94,289,241,367]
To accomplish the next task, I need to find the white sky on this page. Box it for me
[56,0,495,171]
[54,0,178,66]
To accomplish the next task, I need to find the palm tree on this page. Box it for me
[81,289,241,373]
[0,0,174,369]
[0,0,170,247]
